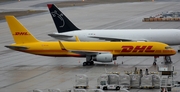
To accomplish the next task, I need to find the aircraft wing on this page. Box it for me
[88,36,147,42]
[59,41,110,55]
[48,34,73,38]
[5,45,28,50]
[70,50,110,55]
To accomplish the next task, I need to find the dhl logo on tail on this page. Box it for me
[13,32,30,35]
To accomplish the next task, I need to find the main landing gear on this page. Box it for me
[83,61,94,66]
[83,56,94,66]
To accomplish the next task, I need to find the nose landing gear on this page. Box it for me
[153,56,172,66]
[153,56,159,65]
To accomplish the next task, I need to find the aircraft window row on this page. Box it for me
[88,33,95,35]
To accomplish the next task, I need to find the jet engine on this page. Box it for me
[94,53,113,62]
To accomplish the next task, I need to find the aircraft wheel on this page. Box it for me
[83,62,87,66]
[87,62,91,66]
[90,61,94,65]
[103,87,107,90]
[116,86,120,90]
[153,62,156,66]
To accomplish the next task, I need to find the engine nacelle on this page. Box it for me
[94,53,113,62]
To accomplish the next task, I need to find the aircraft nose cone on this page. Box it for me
[172,49,176,55]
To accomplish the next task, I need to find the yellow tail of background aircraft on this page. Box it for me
[5,16,176,66]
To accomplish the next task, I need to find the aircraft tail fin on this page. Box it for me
[5,16,40,44]
[47,4,80,33]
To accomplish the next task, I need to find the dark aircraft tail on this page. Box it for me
[47,4,80,33]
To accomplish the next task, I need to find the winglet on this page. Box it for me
[59,41,66,50]
[75,35,80,42]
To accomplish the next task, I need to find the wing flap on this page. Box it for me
[70,50,112,55]
[70,50,98,55]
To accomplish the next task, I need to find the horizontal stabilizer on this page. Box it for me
[48,34,73,38]
[5,45,28,50]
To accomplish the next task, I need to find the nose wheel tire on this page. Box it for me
[116,86,120,90]
[153,62,156,65]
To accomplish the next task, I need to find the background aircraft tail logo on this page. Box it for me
[51,10,65,28]
[47,4,80,33]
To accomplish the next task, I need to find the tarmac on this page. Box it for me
[0,0,180,92]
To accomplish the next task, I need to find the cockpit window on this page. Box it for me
[165,46,172,49]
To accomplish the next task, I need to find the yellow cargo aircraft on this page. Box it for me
[5,16,176,66]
